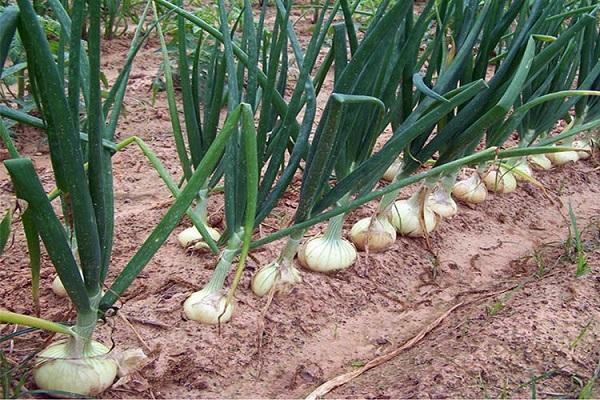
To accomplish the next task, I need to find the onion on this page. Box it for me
[482,167,517,194]
[453,173,487,204]
[350,216,396,252]
[52,275,67,297]
[297,236,357,273]
[572,140,592,160]
[527,153,552,170]
[546,148,579,165]
[251,261,302,297]
[183,290,234,324]
[512,159,533,182]
[382,158,403,182]
[177,226,221,252]
[34,339,117,396]
[427,186,458,218]
[388,191,437,237]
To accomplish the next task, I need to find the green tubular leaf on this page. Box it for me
[153,4,192,182]
[252,145,570,249]
[176,0,203,168]
[0,106,117,152]
[114,135,219,254]
[243,0,259,110]
[100,105,245,311]
[0,209,11,256]
[17,0,101,293]
[22,211,41,315]
[413,73,449,103]
[431,37,537,164]
[313,79,488,213]
[296,94,385,223]
[0,310,73,337]
[87,0,108,292]
[340,0,358,55]
[4,158,90,313]
[226,104,258,301]
[46,0,91,106]
[0,6,19,78]
[153,0,290,119]
[0,119,19,159]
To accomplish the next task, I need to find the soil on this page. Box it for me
[1,9,600,400]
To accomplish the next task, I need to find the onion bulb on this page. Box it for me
[482,167,517,194]
[527,154,552,170]
[177,226,221,252]
[546,149,579,166]
[297,236,357,273]
[251,261,302,297]
[572,140,592,160]
[511,159,533,182]
[382,158,403,182]
[183,290,233,325]
[427,186,458,219]
[388,192,437,237]
[350,216,396,252]
[52,275,67,297]
[453,173,487,204]
[34,339,117,396]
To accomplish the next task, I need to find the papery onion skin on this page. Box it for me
[453,174,487,204]
[177,226,221,251]
[482,168,517,194]
[572,140,592,160]
[388,195,437,237]
[546,150,579,166]
[350,217,396,252]
[33,340,117,397]
[297,237,357,273]
[251,262,302,297]
[51,276,68,297]
[183,290,234,324]
[382,159,403,182]
[427,190,458,219]
[512,160,533,182]
[528,154,552,170]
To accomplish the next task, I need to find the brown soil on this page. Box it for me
[1,18,600,400]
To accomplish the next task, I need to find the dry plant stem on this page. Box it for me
[304,302,464,400]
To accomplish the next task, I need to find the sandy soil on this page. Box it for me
[1,9,600,399]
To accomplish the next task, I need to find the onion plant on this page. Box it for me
[0,0,256,396]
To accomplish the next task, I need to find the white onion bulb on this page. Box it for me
[297,236,357,273]
[388,193,437,237]
[34,339,117,396]
[482,167,517,194]
[546,149,579,166]
[512,159,533,182]
[453,173,487,204]
[177,226,221,251]
[382,158,403,182]
[251,261,302,297]
[350,216,396,252]
[427,187,458,219]
[52,275,67,297]
[572,140,592,160]
[183,290,234,324]
[527,153,552,170]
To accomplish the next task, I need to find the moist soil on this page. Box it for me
[1,21,600,400]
